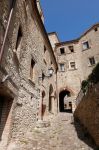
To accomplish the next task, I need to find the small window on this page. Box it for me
[68,46,74,52]
[30,59,35,80]
[60,48,65,54]
[89,57,95,66]
[42,73,45,81]
[59,64,65,72]
[70,62,76,69]
[82,41,90,50]
[43,59,47,65]
[15,26,22,50]
[23,0,28,16]
[94,27,98,32]
[10,0,14,10]
[44,46,46,53]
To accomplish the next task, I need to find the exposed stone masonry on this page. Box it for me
[74,83,99,146]
[7,113,96,150]
[0,0,99,149]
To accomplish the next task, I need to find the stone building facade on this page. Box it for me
[0,0,57,149]
[0,0,99,149]
[48,24,99,112]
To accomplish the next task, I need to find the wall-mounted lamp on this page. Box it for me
[48,67,54,77]
[38,67,54,80]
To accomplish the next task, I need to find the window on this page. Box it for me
[15,26,22,50]
[42,73,45,81]
[10,0,15,10]
[59,64,65,72]
[60,48,65,54]
[23,0,28,16]
[44,46,46,53]
[30,59,35,80]
[70,62,76,69]
[89,57,95,66]
[68,46,74,52]
[82,41,90,50]
[94,27,98,32]
[43,59,47,65]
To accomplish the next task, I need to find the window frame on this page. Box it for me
[82,41,90,50]
[15,25,23,51]
[59,63,65,72]
[30,58,35,81]
[60,47,65,55]
[94,27,98,32]
[69,61,76,70]
[89,57,96,66]
[13,25,23,61]
[68,45,74,53]
[23,0,28,17]
[44,45,47,53]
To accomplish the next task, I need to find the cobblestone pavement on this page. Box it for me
[17,113,96,150]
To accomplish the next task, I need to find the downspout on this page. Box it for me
[0,0,16,63]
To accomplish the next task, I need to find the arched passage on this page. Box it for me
[59,90,72,113]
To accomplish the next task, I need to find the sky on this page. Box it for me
[40,0,99,42]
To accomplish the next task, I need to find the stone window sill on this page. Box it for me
[66,52,76,54]
[82,47,91,51]
[88,64,95,67]
[68,68,78,71]
[58,70,65,72]
[58,53,66,56]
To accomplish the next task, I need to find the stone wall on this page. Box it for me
[0,0,57,149]
[48,25,99,112]
[79,28,99,80]
[74,83,99,146]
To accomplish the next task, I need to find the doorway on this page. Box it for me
[59,90,72,112]
[0,95,13,146]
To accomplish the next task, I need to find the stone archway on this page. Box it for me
[59,89,72,113]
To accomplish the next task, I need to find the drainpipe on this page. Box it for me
[0,0,16,63]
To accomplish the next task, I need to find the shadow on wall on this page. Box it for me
[73,117,98,150]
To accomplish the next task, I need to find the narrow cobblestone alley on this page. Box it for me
[15,113,96,150]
